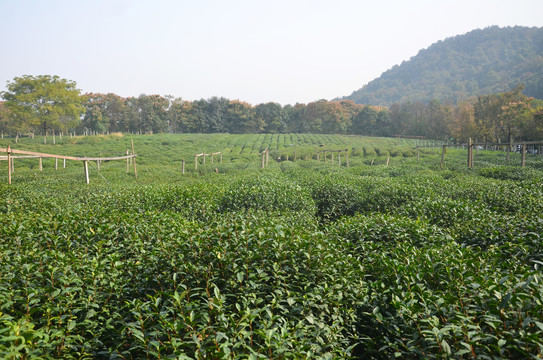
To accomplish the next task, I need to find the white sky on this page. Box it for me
[1,0,542,105]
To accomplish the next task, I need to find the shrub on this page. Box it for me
[363,146,377,157]
[374,147,389,157]
[351,147,362,156]
[309,175,366,222]
[402,149,415,157]
[219,172,316,213]
[477,165,541,181]
[389,148,401,157]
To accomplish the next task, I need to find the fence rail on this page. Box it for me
[0,146,137,184]
[416,138,543,169]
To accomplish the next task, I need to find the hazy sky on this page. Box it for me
[1,0,542,105]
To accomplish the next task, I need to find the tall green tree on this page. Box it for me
[81,93,111,133]
[498,85,532,142]
[206,97,229,133]
[225,100,259,133]
[256,102,286,133]
[286,104,307,133]
[451,100,477,143]
[167,97,186,133]
[473,93,503,142]
[351,106,378,135]
[1,75,84,135]
[426,99,453,140]
[103,93,128,133]
[0,101,13,135]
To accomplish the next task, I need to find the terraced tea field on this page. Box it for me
[1,134,542,359]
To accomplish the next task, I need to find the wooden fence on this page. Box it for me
[194,151,222,170]
[0,144,137,184]
[465,139,543,168]
[316,148,349,167]
[417,138,543,169]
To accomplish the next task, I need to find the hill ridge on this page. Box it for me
[340,25,543,106]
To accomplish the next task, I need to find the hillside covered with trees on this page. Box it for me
[342,26,543,106]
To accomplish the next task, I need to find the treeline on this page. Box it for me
[80,87,543,143]
[390,85,543,143]
[1,75,543,143]
[80,94,390,135]
[0,76,389,137]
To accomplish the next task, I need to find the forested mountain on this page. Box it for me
[342,26,543,106]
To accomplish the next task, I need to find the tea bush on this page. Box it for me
[219,172,316,214]
[363,146,377,157]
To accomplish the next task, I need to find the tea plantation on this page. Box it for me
[1,134,542,359]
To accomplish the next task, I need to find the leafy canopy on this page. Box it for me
[1,75,84,134]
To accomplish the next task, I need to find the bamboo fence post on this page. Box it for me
[182,159,185,174]
[331,152,334,164]
[84,160,89,184]
[338,152,341,166]
[203,153,206,165]
[346,152,349,168]
[53,129,56,145]
[211,153,214,164]
[131,139,137,179]
[386,157,390,166]
[7,145,11,185]
[39,157,43,171]
[126,150,130,173]
[55,158,58,170]
[63,159,66,168]
[261,152,265,168]
[195,155,198,170]
[371,158,374,166]
[324,151,327,162]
